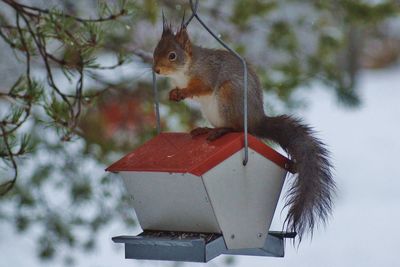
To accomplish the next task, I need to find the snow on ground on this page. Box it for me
[1,65,400,267]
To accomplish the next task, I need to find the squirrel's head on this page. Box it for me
[153,19,192,76]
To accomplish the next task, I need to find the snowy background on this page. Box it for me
[1,63,399,267]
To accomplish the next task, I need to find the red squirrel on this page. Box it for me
[153,21,335,241]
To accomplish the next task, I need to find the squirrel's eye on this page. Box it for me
[168,51,177,61]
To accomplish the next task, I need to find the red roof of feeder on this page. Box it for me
[106,132,292,176]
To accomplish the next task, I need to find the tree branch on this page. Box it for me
[2,0,128,23]
[0,124,18,196]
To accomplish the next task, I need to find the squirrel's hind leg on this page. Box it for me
[190,127,234,141]
[190,127,212,137]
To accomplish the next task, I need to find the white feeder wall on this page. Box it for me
[121,171,221,233]
[202,148,287,249]
[120,147,287,250]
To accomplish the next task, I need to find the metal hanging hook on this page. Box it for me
[183,0,199,27]
[152,70,161,134]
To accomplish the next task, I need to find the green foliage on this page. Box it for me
[143,0,159,23]
[31,165,52,186]
[2,126,133,261]
[231,0,277,27]
[70,180,92,203]
[342,0,399,23]
[45,95,71,125]
[268,20,298,53]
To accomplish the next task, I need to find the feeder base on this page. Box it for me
[112,230,296,262]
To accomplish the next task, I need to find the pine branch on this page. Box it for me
[0,0,133,194]
[0,124,18,196]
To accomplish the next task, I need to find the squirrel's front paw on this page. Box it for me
[169,88,186,102]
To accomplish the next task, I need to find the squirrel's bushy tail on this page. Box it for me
[254,115,335,241]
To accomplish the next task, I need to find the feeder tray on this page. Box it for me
[106,132,295,262]
[112,230,296,262]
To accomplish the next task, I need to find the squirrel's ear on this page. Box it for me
[161,10,173,36]
[175,26,192,55]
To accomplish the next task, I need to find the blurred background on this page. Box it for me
[0,0,399,266]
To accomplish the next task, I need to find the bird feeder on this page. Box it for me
[107,132,296,262]
[108,0,296,262]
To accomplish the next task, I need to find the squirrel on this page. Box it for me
[152,20,336,241]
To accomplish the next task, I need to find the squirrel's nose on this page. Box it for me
[153,66,160,74]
